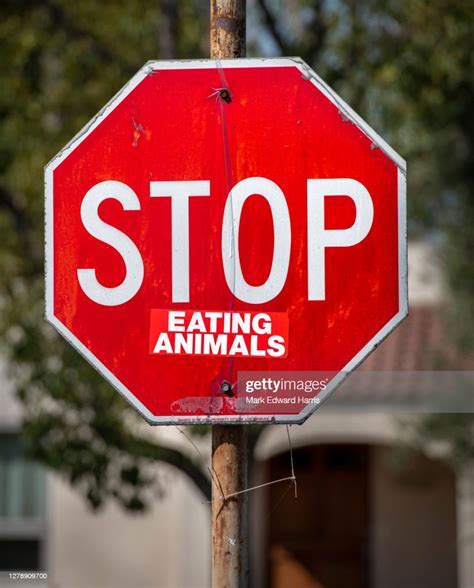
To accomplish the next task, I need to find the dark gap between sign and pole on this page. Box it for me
[210,1,249,587]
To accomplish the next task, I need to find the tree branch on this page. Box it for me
[0,182,28,232]
[256,0,290,54]
[158,0,179,59]
[0,181,38,262]
[306,0,326,61]
[43,0,115,63]
[110,432,212,501]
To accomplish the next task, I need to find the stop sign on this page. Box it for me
[45,58,407,424]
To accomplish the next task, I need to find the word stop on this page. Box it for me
[77,177,374,306]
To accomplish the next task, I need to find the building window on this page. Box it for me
[0,433,45,571]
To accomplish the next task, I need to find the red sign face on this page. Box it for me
[45,58,407,424]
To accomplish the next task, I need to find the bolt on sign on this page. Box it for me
[45,58,407,424]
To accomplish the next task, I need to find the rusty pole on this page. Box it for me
[210,0,246,59]
[211,425,248,587]
[210,3,248,587]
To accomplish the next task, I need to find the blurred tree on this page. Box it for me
[0,0,472,513]
[390,1,474,464]
[251,0,474,464]
[0,0,214,509]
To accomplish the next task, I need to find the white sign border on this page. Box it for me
[45,57,408,426]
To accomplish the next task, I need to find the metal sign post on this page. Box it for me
[211,425,248,587]
[210,2,248,587]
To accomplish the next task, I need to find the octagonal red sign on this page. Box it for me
[45,58,407,424]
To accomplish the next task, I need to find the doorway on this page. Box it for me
[266,444,370,588]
